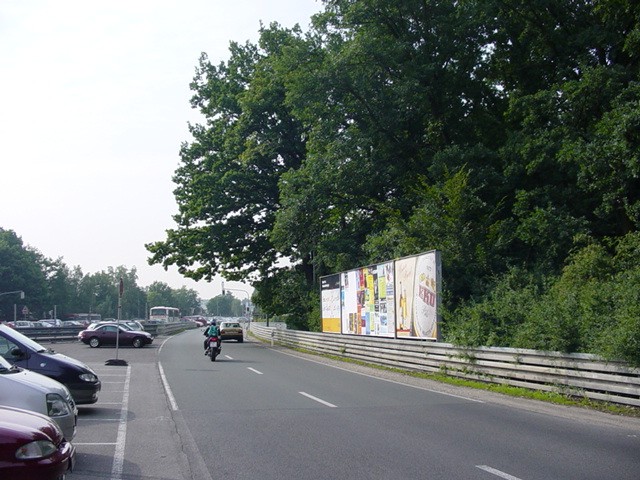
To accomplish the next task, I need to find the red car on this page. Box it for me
[78,323,153,348]
[0,406,75,480]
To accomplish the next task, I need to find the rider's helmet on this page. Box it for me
[210,319,217,325]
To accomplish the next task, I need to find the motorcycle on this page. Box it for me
[205,336,221,362]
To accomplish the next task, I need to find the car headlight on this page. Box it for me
[46,393,71,417]
[16,440,57,459]
[79,373,98,382]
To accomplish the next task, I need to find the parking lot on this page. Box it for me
[42,338,187,480]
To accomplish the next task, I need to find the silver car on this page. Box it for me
[0,355,77,441]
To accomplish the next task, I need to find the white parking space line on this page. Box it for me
[476,465,523,480]
[111,365,131,480]
[299,392,337,408]
[247,367,263,375]
[78,418,121,422]
[74,442,118,446]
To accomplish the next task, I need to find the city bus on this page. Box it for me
[149,306,181,323]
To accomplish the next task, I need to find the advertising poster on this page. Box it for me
[321,274,341,333]
[395,251,440,339]
[340,263,394,337]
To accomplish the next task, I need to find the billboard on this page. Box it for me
[395,251,440,339]
[340,262,394,337]
[320,250,440,340]
[320,274,341,333]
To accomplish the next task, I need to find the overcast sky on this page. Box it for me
[0,0,322,300]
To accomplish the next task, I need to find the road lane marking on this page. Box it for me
[476,465,522,480]
[273,349,483,403]
[224,355,234,360]
[248,367,263,375]
[299,392,337,408]
[111,365,131,480]
[159,362,178,411]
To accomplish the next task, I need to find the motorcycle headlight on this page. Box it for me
[46,393,71,417]
[79,372,98,382]
[16,440,57,460]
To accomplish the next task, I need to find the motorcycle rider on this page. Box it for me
[203,319,220,354]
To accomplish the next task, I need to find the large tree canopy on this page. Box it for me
[147,0,640,363]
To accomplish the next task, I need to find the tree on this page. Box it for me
[146,26,308,284]
[146,282,175,310]
[172,286,202,317]
[0,228,47,320]
[206,294,241,317]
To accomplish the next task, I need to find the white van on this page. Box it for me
[0,354,77,441]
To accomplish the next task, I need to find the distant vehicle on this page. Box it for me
[0,354,77,441]
[149,306,181,323]
[78,324,153,348]
[0,323,101,405]
[63,313,101,323]
[63,321,85,327]
[32,320,54,328]
[219,321,244,342]
[37,319,63,327]
[13,320,34,328]
[0,406,75,480]
[124,320,145,331]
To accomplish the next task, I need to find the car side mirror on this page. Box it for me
[10,347,25,359]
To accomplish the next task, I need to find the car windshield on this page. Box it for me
[0,323,47,353]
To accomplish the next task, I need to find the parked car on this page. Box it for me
[78,324,153,348]
[124,320,145,331]
[0,323,101,405]
[0,355,77,441]
[219,321,244,342]
[13,320,34,328]
[36,319,63,327]
[32,321,54,328]
[0,406,75,480]
[86,321,144,331]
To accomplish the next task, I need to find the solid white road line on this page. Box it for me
[247,367,263,375]
[476,465,523,480]
[299,392,337,408]
[111,365,131,480]
[159,362,178,411]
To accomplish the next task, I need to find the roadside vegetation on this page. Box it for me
[145,1,639,366]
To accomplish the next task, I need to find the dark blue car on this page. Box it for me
[0,323,101,404]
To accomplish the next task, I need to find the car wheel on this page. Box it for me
[132,337,143,348]
[89,337,100,348]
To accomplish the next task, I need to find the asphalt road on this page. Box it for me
[42,330,640,480]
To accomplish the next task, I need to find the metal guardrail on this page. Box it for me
[249,324,640,408]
